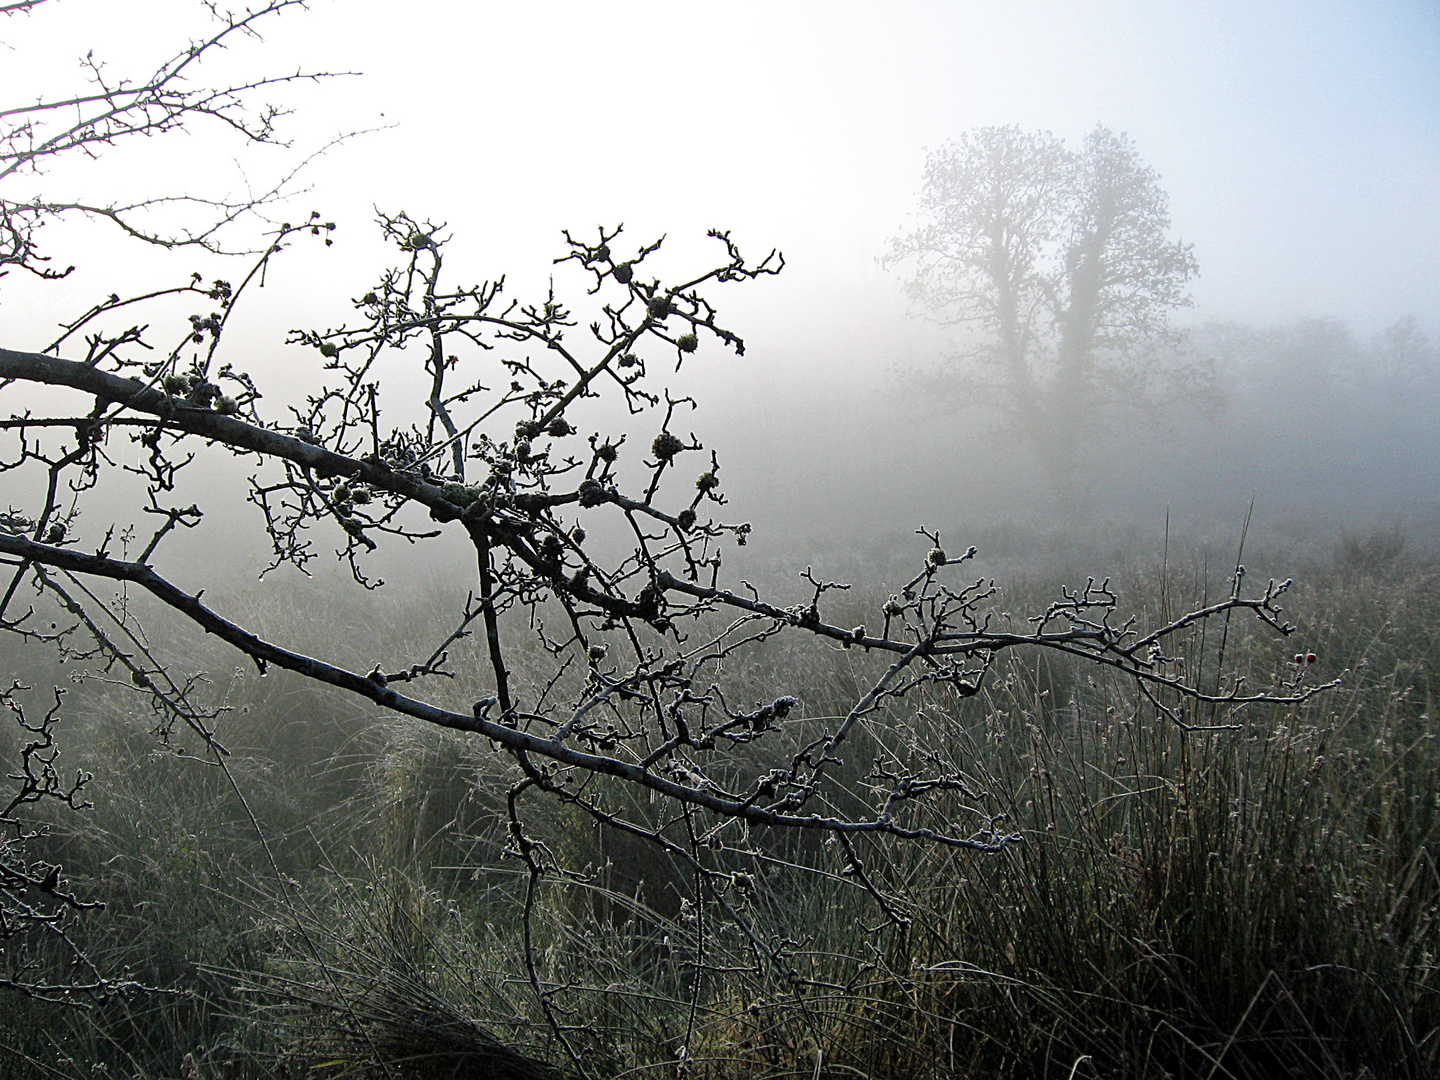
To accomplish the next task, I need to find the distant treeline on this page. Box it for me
[1128,314,1440,522]
[710,313,1440,549]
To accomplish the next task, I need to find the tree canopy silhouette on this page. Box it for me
[884,125,1207,495]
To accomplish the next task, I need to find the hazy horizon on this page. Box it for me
[4,0,1438,553]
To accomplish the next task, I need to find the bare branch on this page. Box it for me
[0,0,356,275]
[0,211,1332,1018]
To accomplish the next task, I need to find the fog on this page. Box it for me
[6,9,1440,1068]
[5,0,1440,572]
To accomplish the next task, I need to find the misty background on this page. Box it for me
[4,0,1438,579]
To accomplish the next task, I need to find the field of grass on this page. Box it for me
[1,520,1436,1079]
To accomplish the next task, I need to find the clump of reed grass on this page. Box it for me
[3,530,1436,1080]
[675,542,1440,1079]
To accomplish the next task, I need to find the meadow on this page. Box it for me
[1,517,1436,1080]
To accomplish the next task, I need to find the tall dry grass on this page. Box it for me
[0,524,1435,1079]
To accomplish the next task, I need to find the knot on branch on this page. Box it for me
[577,479,610,508]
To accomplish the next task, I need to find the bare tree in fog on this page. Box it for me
[884,125,1208,497]
[0,8,1333,1064]
[1372,315,1439,400]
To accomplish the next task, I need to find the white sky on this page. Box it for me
[3,0,1438,544]
[292,0,1439,331]
[4,0,1438,391]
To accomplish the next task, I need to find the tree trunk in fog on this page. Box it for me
[885,125,1201,508]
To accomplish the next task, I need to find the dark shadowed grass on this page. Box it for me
[1,522,1436,1079]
